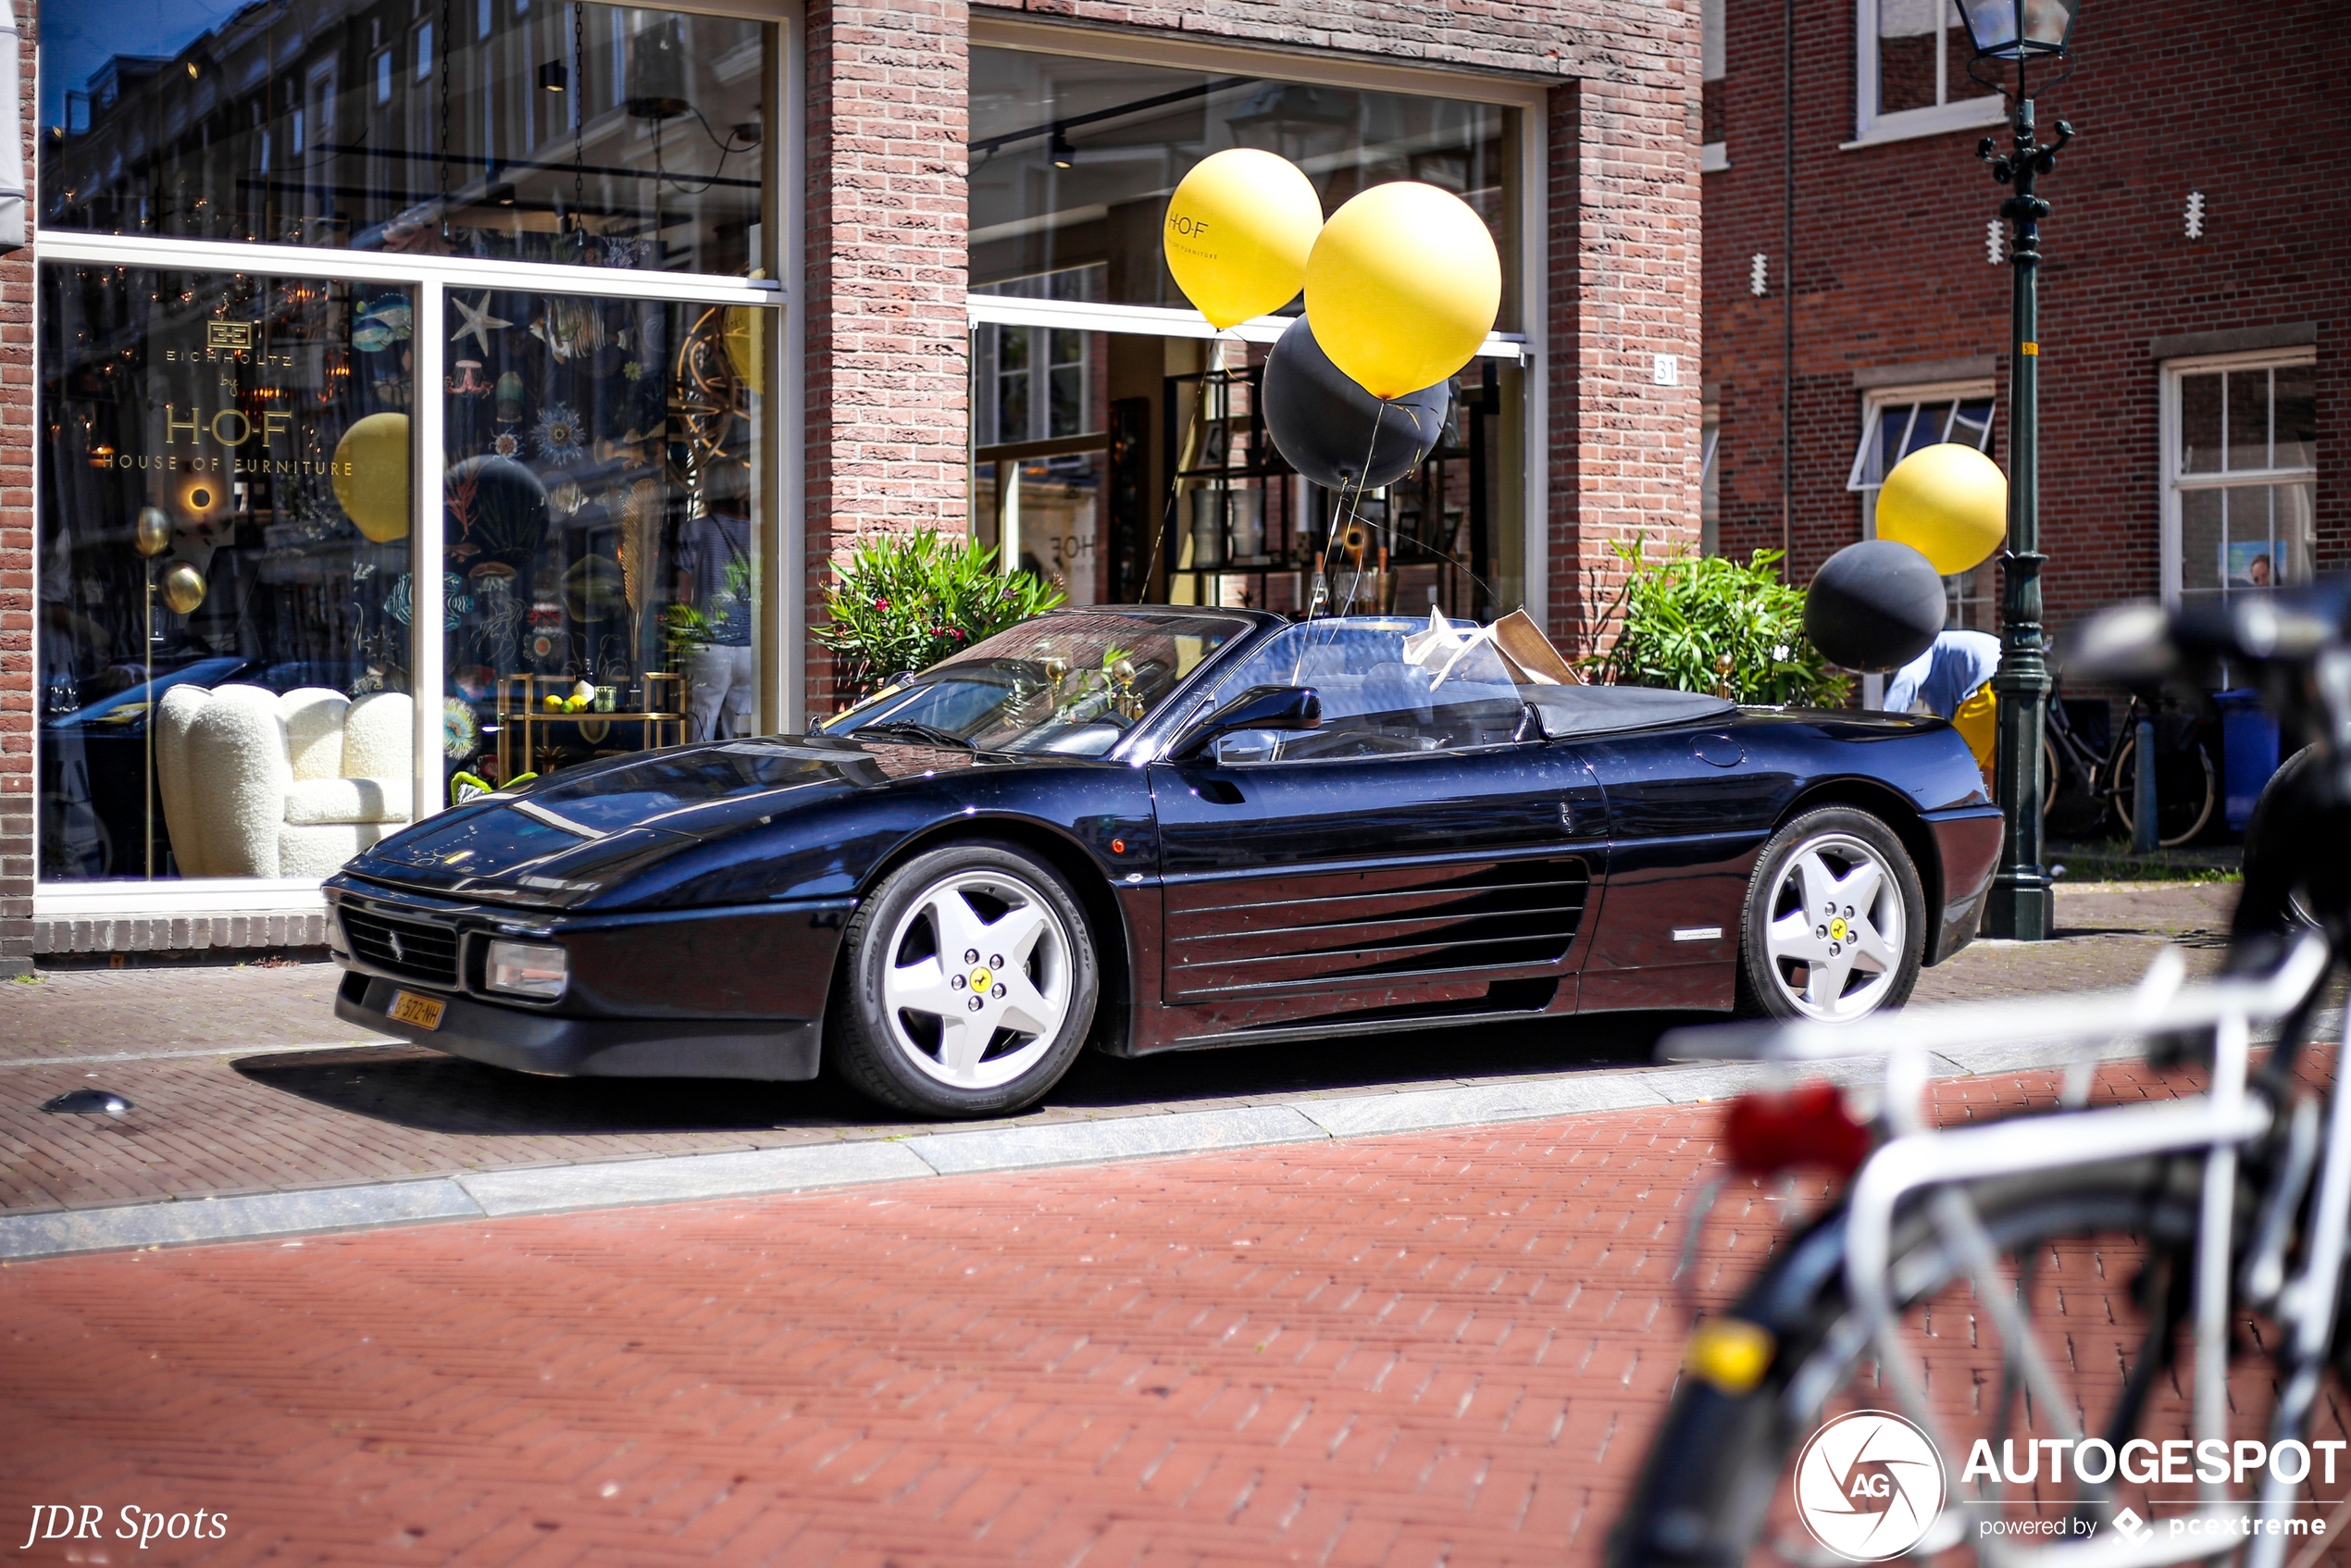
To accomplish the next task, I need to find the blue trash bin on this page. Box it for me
[2214,690,2279,831]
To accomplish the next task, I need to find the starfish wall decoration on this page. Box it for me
[451,292,513,355]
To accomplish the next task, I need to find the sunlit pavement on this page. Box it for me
[0,882,2240,1219]
[6,1052,2345,1567]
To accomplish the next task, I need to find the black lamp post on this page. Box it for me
[1954,0,2079,941]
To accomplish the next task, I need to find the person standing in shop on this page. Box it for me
[676,504,754,741]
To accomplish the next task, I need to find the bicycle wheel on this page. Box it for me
[1608,1155,2320,1568]
[2112,732,2219,849]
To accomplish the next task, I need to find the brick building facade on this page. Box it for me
[1701,0,2345,644]
[1,0,1704,970]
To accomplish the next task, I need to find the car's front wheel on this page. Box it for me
[828,840,1100,1117]
[1736,806,1924,1022]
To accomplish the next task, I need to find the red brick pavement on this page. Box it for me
[2,1058,2342,1568]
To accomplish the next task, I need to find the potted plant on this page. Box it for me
[817,529,1065,701]
[1584,539,1848,707]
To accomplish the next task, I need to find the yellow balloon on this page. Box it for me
[1875,442,2009,575]
[723,305,765,395]
[1304,182,1501,400]
[333,412,412,543]
[1163,149,1323,330]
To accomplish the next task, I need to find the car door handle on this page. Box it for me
[1560,798,1603,836]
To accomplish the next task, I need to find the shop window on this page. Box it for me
[41,0,765,274]
[38,268,417,882]
[2164,354,2317,608]
[1848,384,1999,632]
[967,45,1527,620]
[1855,0,2005,143]
[441,292,764,785]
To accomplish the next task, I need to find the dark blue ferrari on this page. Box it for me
[325,607,2003,1118]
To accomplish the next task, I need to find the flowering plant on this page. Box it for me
[817,529,1065,699]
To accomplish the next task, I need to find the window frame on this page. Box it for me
[1850,0,2008,147]
[2158,345,2320,608]
[31,0,803,912]
[1849,380,2001,637]
[965,14,1546,616]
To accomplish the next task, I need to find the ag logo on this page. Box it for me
[1792,1410,1947,1562]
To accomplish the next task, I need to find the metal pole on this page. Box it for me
[2133,714,2159,854]
[1982,96,2071,941]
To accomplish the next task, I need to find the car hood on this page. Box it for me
[342,735,998,909]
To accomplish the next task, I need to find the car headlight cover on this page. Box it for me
[485,939,567,1001]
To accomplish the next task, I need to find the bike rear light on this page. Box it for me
[1723,1080,1872,1180]
[485,940,567,1001]
[1684,1317,1776,1395]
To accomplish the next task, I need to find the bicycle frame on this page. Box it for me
[1663,932,2342,1568]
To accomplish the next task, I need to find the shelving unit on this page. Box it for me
[494,670,685,780]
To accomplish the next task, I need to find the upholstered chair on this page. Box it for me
[155,684,414,878]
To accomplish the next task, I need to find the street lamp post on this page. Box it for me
[1953,0,2080,941]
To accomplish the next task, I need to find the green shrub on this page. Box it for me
[1585,540,1849,707]
[817,529,1065,699]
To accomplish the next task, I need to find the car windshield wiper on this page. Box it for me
[852,720,977,750]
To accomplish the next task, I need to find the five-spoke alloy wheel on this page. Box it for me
[829,841,1100,1117]
[1738,806,1925,1022]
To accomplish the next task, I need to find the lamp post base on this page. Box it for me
[1982,870,2054,941]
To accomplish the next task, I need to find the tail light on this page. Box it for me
[1722,1079,1872,1180]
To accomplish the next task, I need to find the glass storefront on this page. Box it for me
[39,268,417,880]
[968,46,1526,622]
[44,0,765,274]
[439,291,762,790]
[36,0,777,891]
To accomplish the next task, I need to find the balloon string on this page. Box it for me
[1292,397,1392,682]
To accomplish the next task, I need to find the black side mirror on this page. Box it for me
[1168,685,1321,762]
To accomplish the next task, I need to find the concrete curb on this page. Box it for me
[0,1029,2257,1264]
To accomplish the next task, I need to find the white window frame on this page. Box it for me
[31,1,803,918]
[2158,345,2320,607]
[1847,379,1997,513]
[966,14,1544,609]
[1850,0,2008,148]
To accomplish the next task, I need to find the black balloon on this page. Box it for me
[1261,315,1450,492]
[1804,540,1947,673]
[444,455,549,574]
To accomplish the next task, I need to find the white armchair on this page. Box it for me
[155,684,414,878]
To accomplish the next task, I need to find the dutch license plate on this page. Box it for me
[387,990,447,1030]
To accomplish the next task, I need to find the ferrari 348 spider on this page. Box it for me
[326,607,2003,1117]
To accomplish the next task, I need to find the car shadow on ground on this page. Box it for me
[233,1009,1716,1139]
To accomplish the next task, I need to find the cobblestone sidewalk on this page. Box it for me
[0,883,2244,1219]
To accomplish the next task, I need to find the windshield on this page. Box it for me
[822,610,1254,756]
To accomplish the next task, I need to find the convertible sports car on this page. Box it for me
[326,607,2004,1117]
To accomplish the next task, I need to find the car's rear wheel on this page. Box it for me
[1736,806,1924,1023]
[828,841,1099,1118]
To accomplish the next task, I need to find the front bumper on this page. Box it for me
[324,877,852,1080]
[337,971,820,1079]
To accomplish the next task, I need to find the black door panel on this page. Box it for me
[1151,745,1605,1004]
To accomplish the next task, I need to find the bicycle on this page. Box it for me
[2044,684,2220,850]
[1610,585,2351,1568]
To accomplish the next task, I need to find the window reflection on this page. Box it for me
[44,0,765,274]
[970,47,1519,325]
[38,268,417,881]
[442,292,763,792]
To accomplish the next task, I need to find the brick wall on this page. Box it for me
[802,0,975,715]
[1,0,34,977]
[1704,0,2347,643]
